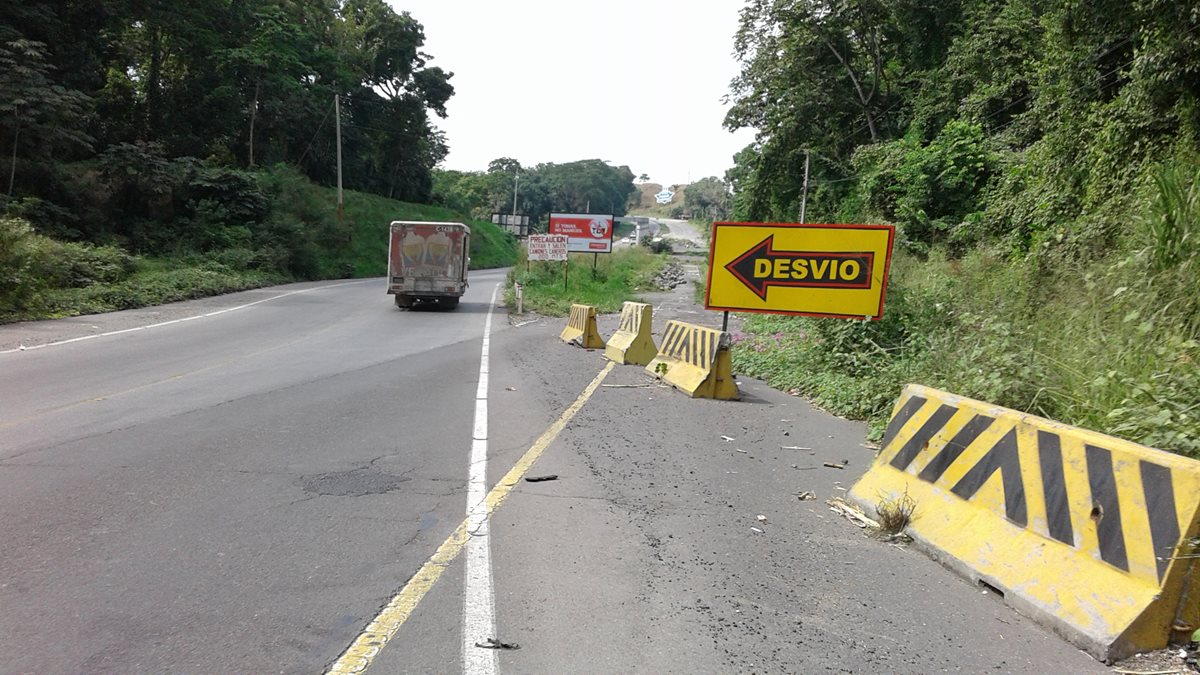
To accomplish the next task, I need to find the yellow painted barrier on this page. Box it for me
[560,304,605,349]
[849,384,1200,662]
[604,302,657,366]
[645,320,739,400]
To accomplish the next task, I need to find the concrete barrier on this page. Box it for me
[604,302,657,366]
[560,304,605,349]
[645,320,739,400]
[849,384,1200,662]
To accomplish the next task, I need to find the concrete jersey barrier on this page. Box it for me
[645,320,739,400]
[604,302,657,366]
[849,383,1200,662]
[560,304,605,349]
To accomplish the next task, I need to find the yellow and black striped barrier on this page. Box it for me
[560,304,605,349]
[645,320,739,400]
[604,301,657,366]
[849,384,1200,662]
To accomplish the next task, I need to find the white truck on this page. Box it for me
[387,221,470,309]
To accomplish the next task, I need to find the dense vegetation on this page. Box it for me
[724,1,1200,456]
[0,1,527,322]
[0,168,518,323]
[3,0,458,229]
[434,158,638,225]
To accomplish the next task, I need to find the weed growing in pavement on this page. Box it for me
[875,489,917,535]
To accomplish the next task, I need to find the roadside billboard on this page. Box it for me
[491,213,531,237]
[527,234,568,261]
[548,213,614,253]
[705,222,895,320]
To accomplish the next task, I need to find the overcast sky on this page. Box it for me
[388,1,757,186]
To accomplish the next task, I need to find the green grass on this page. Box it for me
[505,247,668,315]
[1,173,519,323]
[6,257,287,322]
[325,187,519,277]
[731,162,1200,458]
[731,242,1200,458]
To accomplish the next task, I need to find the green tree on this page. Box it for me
[684,177,732,221]
[0,33,93,196]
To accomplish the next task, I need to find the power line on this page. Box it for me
[296,99,334,166]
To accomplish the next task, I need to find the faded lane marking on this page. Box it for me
[326,361,616,674]
[0,279,374,355]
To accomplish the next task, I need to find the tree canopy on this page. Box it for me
[1,0,454,245]
[433,159,637,225]
[724,0,1200,255]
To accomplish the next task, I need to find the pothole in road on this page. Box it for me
[300,467,410,497]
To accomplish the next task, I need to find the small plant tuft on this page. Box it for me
[876,489,917,535]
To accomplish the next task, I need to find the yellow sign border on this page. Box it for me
[704,222,896,320]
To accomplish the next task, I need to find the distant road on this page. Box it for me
[659,217,707,248]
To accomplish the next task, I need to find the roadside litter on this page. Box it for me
[475,638,520,650]
[525,475,558,483]
[827,497,878,529]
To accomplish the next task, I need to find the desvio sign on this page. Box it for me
[549,213,614,253]
[706,222,895,320]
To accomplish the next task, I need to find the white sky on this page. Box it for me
[388,0,757,186]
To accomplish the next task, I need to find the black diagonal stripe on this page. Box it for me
[1037,431,1074,546]
[881,396,928,453]
[1085,444,1129,572]
[671,325,686,357]
[918,414,994,483]
[701,330,711,366]
[888,403,957,471]
[682,328,693,364]
[664,324,681,355]
[1140,460,1180,583]
[950,428,1028,526]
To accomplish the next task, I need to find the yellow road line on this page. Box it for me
[326,361,616,674]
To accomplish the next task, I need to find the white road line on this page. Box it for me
[0,279,373,355]
[464,283,501,674]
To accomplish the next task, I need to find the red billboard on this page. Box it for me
[548,213,614,253]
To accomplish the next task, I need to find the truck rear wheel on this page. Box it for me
[395,294,413,309]
[439,297,460,310]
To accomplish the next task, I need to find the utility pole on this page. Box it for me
[335,94,344,227]
[799,149,810,223]
[512,171,519,217]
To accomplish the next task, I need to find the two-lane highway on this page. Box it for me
[0,269,1111,674]
[0,271,509,673]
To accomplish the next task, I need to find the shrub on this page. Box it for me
[0,216,40,309]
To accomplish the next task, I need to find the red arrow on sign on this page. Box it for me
[724,236,875,300]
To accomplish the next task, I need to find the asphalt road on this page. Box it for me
[0,270,1108,674]
[659,218,708,248]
